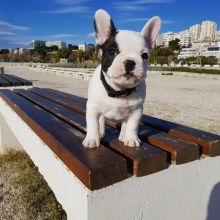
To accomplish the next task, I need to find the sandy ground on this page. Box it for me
[3,66,220,135]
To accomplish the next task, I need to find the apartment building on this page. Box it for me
[46,41,66,49]
[189,24,201,40]
[29,40,46,49]
[200,20,217,40]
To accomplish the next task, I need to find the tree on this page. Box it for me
[201,56,218,65]
[49,45,59,52]
[68,44,78,51]
[0,49,9,54]
[169,38,181,51]
[58,48,70,59]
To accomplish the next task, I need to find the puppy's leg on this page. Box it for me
[119,121,127,142]
[83,103,100,148]
[124,109,142,147]
[99,115,105,138]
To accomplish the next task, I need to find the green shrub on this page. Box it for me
[148,66,220,74]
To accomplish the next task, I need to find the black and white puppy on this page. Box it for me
[83,9,161,148]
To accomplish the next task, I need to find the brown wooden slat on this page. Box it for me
[142,115,220,157]
[46,88,87,103]
[30,88,117,128]
[0,75,23,86]
[0,90,128,190]
[139,124,200,164]
[16,89,168,176]
[16,89,87,133]
[103,127,168,176]
[30,88,200,164]
[4,74,32,86]
[0,76,11,87]
[31,87,86,113]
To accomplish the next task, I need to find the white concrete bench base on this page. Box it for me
[1,97,220,220]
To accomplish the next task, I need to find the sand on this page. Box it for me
[4,66,220,135]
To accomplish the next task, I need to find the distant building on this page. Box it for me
[179,30,192,47]
[9,48,19,54]
[178,47,202,59]
[19,48,31,54]
[203,47,220,59]
[200,20,217,40]
[178,45,220,59]
[46,41,66,49]
[216,31,220,40]
[189,24,201,41]
[158,19,219,49]
[29,40,46,49]
[60,58,68,63]
[160,32,179,47]
[9,48,30,55]
[192,38,216,49]
[78,43,95,52]
[158,31,191,47]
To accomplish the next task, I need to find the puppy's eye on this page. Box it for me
[142,53,148,60]
[108,48,117,57]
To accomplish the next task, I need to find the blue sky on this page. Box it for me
[0,0,219,49]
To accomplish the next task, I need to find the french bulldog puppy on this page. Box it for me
[83,9,161,148]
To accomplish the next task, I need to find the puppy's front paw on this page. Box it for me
[124,134,141,147]
[82,136,100,148]
[118,132,125,142]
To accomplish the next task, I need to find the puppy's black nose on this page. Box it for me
[125,60,136,72]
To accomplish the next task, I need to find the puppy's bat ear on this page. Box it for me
[94,9,117,46]
[141,16,161,51]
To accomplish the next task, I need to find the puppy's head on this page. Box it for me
[94,9,161,89]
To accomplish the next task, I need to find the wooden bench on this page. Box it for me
[0,74,32,88]
[0,87,220,220]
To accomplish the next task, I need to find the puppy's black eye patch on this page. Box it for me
[108,48,118,57]
[142,53,148,60]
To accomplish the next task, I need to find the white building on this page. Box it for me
[216,31,220,40]
[179,30,192,47]
[200,20,217,40]
[178,48,199,59]
[158,31,191,47]
[18,48,31,54]
[189,24,201,40]
[203,47,220,59]
[46,41,66,49]
[78,43,95,52]
[160,32,179,47]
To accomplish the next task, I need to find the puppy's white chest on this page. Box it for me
[101,99,136,120]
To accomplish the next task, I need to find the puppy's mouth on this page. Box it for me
[113,71,136,79]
